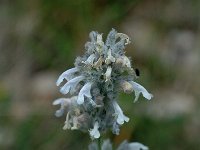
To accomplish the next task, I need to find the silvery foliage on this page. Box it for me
[53,29,153,140]
[88,139,148,150]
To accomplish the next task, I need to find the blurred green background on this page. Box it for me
[0,0,200,150]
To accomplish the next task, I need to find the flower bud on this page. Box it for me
[77,113,90,130]
[105,66,112,82]
[115,33,131,45]
[120,80,133,94]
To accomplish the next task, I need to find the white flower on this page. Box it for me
[93,56,103,70]
[115,56,131,68]
[117,141,148,150]
[88,142,98,150]
[96,34,104,53]
[105,49,116,64]
[71,116,79,130]
[82,54,96,66]
[56,67,79,86]
[112,101,129,125]
[120,80,134,94]
[89,31,97,43]
[105,66,112,82]
[89,121,100,139]
[129,81,153,102]
[53,96,77,117]
[128,142,148,150]
[122,56,131,68]
[63,112,71,130]
[77,82,93,105]
[60,76,85,95]
[115,33,131,45]
[96,34,103,45]
[101,139,112,150]
[53,98,70,117]
[88,98,97,107]
[106,28,117,47]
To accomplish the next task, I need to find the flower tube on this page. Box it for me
[89,121,100,139]
[56,67,79,86]
[60,76,84,95]
[112,100,129,125]
[77,82,93,105]
[129,81,153,102]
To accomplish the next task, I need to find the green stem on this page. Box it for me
[98,137,101,150]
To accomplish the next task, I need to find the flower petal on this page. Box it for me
[63,112,71,130]
[53,98,69,117]
[97,34,103,45]
[60,76,84,95]
[101,139,112,150]
[106,28,117,47]
[115,33,131,45]
[129,81,153,102]
[105,66,112,82]
[82,54,96,65]
[77,82,92,105]
[71,116,78,130]
[88,142,98,150]
[120,80,133,94]
[112,122,120,135]
[56,67,79,86]
[112,101,129,125]
[96,34,104,53]
[89,31,97,43]
[117,141,148,150]
[122,56,131,68]
[105,49,116,64]
[89,122,100,139]
[53,97,78,117]
[128,142,149,150]
[52,98,65,105]
[55,109,64,117]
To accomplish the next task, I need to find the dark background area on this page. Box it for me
[0,0,200,150]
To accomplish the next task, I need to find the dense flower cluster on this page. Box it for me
[53,29,153,139]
